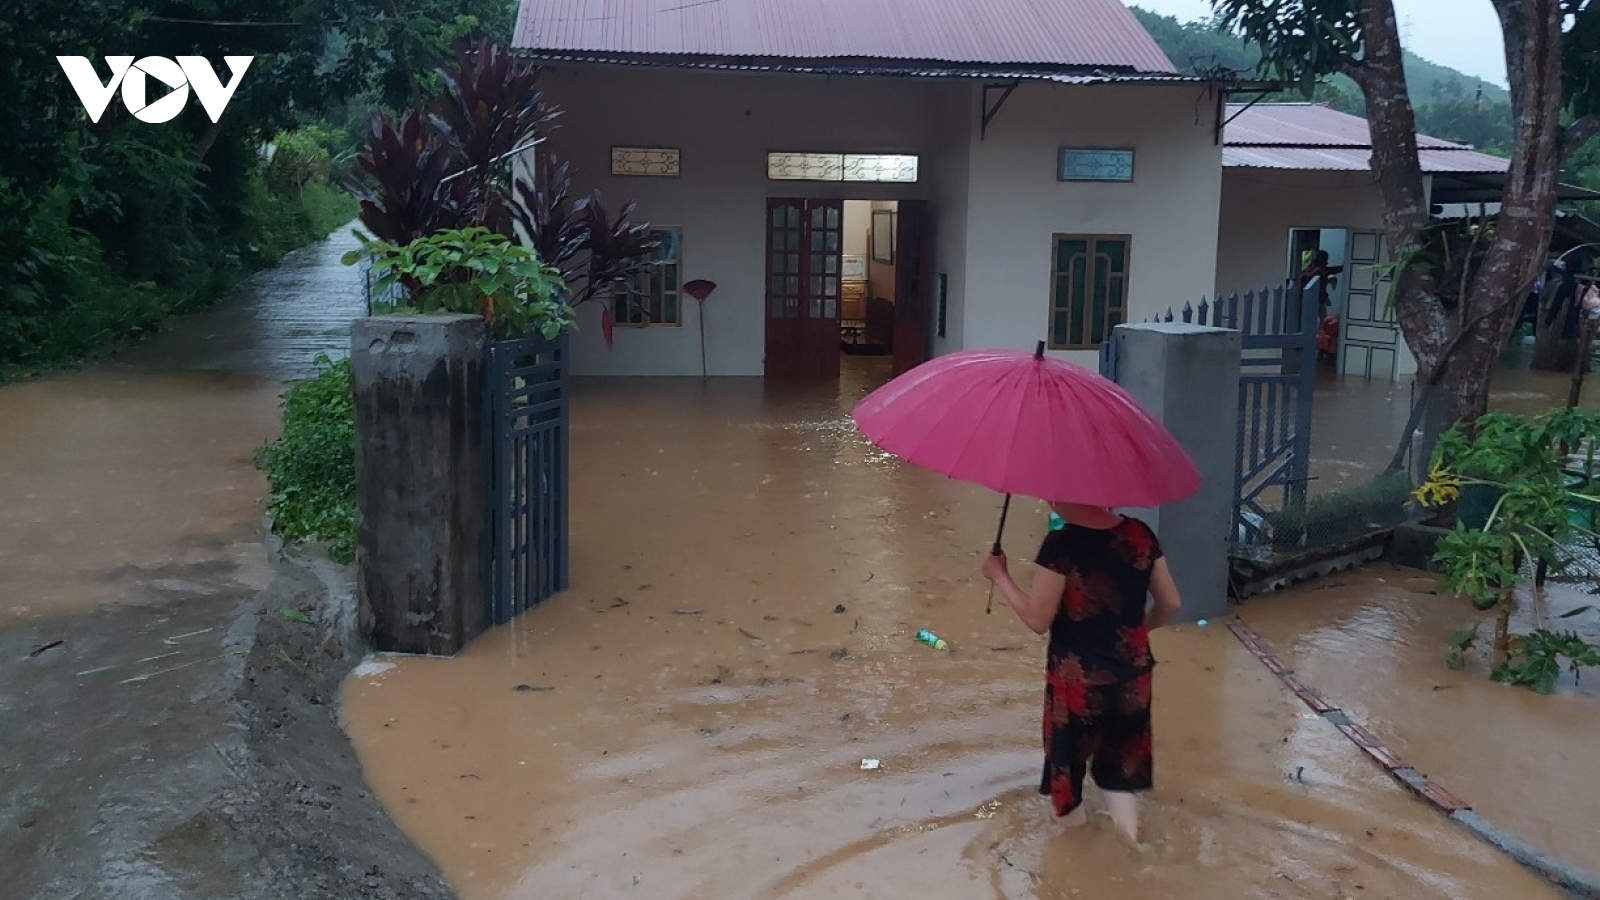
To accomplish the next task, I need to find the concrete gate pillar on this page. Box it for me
[350,314,489,656]
[1109,323,1241,623]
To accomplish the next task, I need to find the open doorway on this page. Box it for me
[1288,227,1349,366]
[764,197,931,379]
[840,201,896,358]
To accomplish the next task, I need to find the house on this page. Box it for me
[513,0,1258,377]
[1217,101,1600,382]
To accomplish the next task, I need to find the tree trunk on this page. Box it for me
[1350,0,1567,432]
[1493,593,1513,669]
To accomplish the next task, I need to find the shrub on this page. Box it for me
[350,226,571,339]
[255,355,357,564]
[1413,408,1600,689]
[1263,470,1415,549]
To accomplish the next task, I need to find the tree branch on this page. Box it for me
[1562,115,1600,162]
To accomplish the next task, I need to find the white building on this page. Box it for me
[515,0,1245,377]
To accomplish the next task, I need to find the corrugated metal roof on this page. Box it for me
[1223,146,1510,174]
[513,0,1176,73]
[1225,102,1466,150]
[518,50,1207,83]
[1221,102,1511,175]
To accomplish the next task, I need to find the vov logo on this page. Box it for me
[56,56,253,124]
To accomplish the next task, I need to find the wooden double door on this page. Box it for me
[764,198,933,379]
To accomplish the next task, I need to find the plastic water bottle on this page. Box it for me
[916,629,948,651]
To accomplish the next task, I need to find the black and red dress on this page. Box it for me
[1033,515,1162,816]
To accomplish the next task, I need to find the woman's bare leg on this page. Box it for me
[1102,790,1139,842]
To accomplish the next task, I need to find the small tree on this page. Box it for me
[1413,408,1600,692]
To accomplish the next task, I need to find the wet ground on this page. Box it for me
[340,360,1565,900]
[1305,357,1600,495]
[2,219,1594,898]
[1241,566,1600,879]
[0,228,365,624]
[0,226,452,899]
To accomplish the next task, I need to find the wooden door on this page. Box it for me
[892,200,934,375]
[765,198,843,378]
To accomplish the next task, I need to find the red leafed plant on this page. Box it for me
[514,155,659,346]
[347,34,658,346]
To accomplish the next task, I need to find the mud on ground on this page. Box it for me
[0,539,454,900]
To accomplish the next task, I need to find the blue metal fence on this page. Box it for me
[485,333,570,625]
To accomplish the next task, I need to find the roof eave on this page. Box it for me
[513,48,1252,83]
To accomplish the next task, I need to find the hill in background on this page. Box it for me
[1131,7,1513,154]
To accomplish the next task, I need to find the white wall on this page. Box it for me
[1216,168,1418,379]
[1215,169,1385,299]
[843,201,871,258]
[532,66,953,376]
[930,87,973,358]
[955,82,1224,370]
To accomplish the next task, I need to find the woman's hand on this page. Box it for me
[981,549,1065,634]
[980,549,1009,582]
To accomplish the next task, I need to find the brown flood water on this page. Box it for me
[0,370,281,620]
[0,226,365,621]
[341,360,1560,900]
[1242,566,1600,878]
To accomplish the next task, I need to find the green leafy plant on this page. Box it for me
[1445,623,1481,671]
[1413,407,1600,687]
[1494,629,1600,694]
[345,227,571,339]
[255,355,357,564]
[1263,471,1415,550]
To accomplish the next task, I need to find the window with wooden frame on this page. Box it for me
[614,228,682,326]
[1048,235,1130,350]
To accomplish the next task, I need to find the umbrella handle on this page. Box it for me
[986,494,1012,614]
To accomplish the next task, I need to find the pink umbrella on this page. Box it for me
[852,341,1199,608]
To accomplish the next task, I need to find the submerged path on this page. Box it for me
[0,225,451,900]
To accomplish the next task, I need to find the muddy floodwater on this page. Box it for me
[341,361,1561,900]
[1242,567,1600,878]
[0,229,366,622]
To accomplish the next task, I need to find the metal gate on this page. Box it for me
[485,333,570,625]
[1100,286,1316,545]
[1220,286,1317,545]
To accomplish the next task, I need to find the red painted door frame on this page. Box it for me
[892,199,934,375]
[764,198,843,378]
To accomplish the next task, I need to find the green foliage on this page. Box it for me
[1494,628,1600,694]
[1262,471,1415,549]
[255,355,357,564]
[0,0,506,378]
[1419,411,1600,608]
[1131,5,1512,149]
[350,227,572,339]
[1415,409,1600,690]
[1433,528,1517,609]
[1445,623,1481,671]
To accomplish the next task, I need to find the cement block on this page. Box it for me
[351,315,489,656]
[1111,323,1242,622]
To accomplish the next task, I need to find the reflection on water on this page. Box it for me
[1307,364,1599,495]
[111,223,367,381]
[340,368,1558,900]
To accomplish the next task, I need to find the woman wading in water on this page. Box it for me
[981,502,1182,842]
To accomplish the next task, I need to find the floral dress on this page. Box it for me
[1033,515,1162,816]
